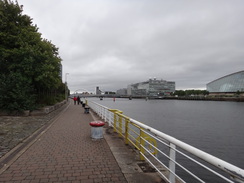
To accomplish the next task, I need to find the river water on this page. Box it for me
[90,98,244,182]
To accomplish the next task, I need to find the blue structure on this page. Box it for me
[207,70,244,93]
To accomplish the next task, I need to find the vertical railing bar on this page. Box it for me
[118,115,122,137]
[140,153,171,183]
[142,146,187,183]
[139,128,145,160]
[169,143,176,183]
[125,117,129,145]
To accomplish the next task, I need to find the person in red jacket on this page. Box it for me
[73,96,77,105]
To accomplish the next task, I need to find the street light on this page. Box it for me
[65,73,69,101]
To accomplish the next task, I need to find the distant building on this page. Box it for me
[104,91,116,95]
[116,88,127,95]
[59,64,62,80]
[96,86,101,95]
[127,78,175,96]
[207,71,244,94]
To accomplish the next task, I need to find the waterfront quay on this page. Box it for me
[71,93,244,102]
[0,101,163,183]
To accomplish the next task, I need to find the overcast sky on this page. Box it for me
[18,0,244,93]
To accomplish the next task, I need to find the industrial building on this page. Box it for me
[127,78,175,97]
[207,71,244,94]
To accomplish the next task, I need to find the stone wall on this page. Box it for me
[0,100,67,116]
[30,100,67,116]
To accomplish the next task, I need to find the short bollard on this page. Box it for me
[84,106,90,114]
[89,121,105,139]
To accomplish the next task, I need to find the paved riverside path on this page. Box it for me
[0,102,127,183]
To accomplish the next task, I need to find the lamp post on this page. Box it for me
[65,73,69,101]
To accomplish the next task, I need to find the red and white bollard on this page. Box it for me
[89,121,105,139]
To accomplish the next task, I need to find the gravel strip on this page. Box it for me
[0,103,68,158]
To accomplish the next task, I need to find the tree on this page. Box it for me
[0,0,63,113]
[173,90,186,96]
[173,90,209,97]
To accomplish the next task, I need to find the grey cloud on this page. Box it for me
[18,0,244,92]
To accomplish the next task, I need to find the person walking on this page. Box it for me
[73,96,77,105]
[77,96,80,105]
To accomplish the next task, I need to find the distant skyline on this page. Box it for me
[18,0,244,93]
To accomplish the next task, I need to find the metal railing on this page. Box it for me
[88,100,244,183]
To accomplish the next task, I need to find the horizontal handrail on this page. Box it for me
[88,100,244,183]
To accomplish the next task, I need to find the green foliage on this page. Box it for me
[173,90,186,96]
[36,83,65,106]
[0,0,64,113]
[0,72,36,112]
[173,90,209,96]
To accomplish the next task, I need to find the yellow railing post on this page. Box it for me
[108,109,118,132]
[116,111,123,134]
[109,109,123,133]
[139,129,145,160]
[125,117,130,145]
[114,113,117,132]
[109,108,157,161]
[136,129,158,160]
[118,115,123,137]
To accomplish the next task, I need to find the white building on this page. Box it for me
[127,78,175,96]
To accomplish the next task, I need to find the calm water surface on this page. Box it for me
[90,98,244,178]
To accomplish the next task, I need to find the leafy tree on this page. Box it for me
[0,72,36,111]
[173,90,209,97]
[173,90,186,96]
[0,0,63,113]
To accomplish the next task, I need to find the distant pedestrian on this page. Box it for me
[73,96,77,105]
[77,96,80,105]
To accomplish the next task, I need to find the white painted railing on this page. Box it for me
[88,100,244,183]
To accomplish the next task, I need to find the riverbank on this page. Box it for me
[163,96,244,102]
[94,95,244,102]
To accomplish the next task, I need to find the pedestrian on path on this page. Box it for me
[73,96,77,105]
[77,96,80,105]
